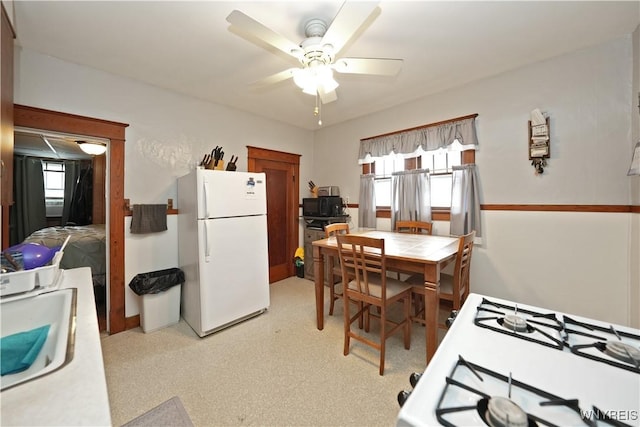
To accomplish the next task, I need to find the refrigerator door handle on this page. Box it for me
[204,221,211,262]
[203,178,210,218]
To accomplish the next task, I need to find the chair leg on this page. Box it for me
[329,283,336,315]
[364,304,371,332]
[379,305,386,376]
[404,295,411,350]
[343,293,351,356]
[413,291,425,325]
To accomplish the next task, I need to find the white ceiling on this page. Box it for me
[14,130,96,160]
[10,1,640,131]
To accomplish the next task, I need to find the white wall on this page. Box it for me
[14,47,315,317]
[12,35,639,327]
[630,24,640,327]
[124,216,178,317]
[314,36,637,326]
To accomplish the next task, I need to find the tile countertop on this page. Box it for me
[0,267,111,426]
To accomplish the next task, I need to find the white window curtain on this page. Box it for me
[359,116,478,161]
[358,174,377,228]
[450,164,481,237]
[391,169,431,229]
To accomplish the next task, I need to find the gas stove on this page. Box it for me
[397,293,640,427]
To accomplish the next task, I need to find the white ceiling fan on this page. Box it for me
[226,2,403,109]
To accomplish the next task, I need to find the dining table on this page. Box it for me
[311,229,460,364]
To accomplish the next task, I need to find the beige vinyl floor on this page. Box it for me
[101,276,451,427]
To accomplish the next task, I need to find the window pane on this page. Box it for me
[374,154,410,178]
[421,152,434,171]
[449,151,462,168]
[375,178,391,207]
[42,162,65,201]
[44,162,64,172]
[45,171,64,190]
[430,174,452,208]
[433,150,448,172]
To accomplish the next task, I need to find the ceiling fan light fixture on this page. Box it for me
[77,141,107,155]
[293,68,314,92]
[293,65,338,96]
[321,76,339,93]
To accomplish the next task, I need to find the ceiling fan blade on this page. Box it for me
[318,87,338,104]
[333,58,403,76]
[249,68,297,89]
[227,10,302,60]
[321,2,380,57]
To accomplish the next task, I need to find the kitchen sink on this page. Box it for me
[0,288,77,391]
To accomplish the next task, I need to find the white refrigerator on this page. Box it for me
[177,168,270,337]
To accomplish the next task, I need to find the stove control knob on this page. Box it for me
[397,390,411,407]
[445,310,459,328]
[409,372,422,388]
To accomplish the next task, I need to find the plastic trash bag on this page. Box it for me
[128,268,185,295]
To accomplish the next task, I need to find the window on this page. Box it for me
[367,148,464,209]
[43,161,65,217]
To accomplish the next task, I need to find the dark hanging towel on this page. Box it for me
[130,204,168,234]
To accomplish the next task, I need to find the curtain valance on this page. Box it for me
[358,115,478,162]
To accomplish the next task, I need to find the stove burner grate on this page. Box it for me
[603,341,640,366]
[435,355,633,427]
[563,316,640,374]
[475,298,564,350]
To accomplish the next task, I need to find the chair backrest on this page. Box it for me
[395,220,433,235]
[336,234,386,300]
[325,222,350,238]
[452,231,475,306]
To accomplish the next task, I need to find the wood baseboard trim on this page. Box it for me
[335,204,639,216]
[480,204,633,213]
[124,314,140,330]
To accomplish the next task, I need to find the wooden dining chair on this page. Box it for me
[394,220,433,282]
[395,220,433,235]
[336,234,413,375]
[324,222,350,315]
[408,230,475,328]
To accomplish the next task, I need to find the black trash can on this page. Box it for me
[294,257,304,278]
[128,268,185,333]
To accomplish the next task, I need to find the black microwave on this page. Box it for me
[303,196,343,217]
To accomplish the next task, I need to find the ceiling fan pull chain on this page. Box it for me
[314,92,322,126]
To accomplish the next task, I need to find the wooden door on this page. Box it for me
[247,147,300,283]
[1,4,15,249]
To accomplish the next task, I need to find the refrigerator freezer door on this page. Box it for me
[197,215,270,334]
[197,170,267,219]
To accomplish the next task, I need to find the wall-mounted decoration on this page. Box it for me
[529,108,550,175]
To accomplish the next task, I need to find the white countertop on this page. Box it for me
[0,267,111,426]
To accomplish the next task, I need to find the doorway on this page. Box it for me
[247,146,300,283]
[11,128,108,330]
[11,104,129,334]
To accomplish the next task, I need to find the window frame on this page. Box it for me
[42,160,66,218]
[362,149,475,220]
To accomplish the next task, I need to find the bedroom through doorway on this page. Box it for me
[12,128,109,332]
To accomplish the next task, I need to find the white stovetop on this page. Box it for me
[397,293,640,427]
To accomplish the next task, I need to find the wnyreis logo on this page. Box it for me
[581,409,639,422]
